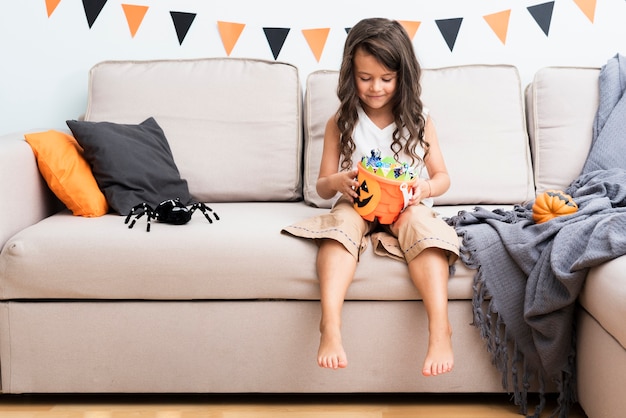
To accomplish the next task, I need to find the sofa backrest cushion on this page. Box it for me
[525,66,600,193]
[302,71,341,208]
[85,58,302,203]
[303,64,535,208]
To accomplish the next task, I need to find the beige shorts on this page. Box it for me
[282,197,459,264]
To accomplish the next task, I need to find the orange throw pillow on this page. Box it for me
[24,130,108,217]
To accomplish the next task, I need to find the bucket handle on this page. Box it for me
[400,182,412,211]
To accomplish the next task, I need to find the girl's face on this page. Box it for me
[353,48,397,115]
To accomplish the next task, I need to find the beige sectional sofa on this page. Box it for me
[0,58,623,417]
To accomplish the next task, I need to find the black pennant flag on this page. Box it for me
[170,11,197,45]
[528,1,555,36]
[82,0,108,28]
[435,18,463,52]
[263,27,290,60]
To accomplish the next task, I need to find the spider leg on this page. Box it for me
[126,207,145,229]
[127,212,143,229]
[194,203,211,224]
[146,210,152,232]
[125,204,144,225]
[194,202,219,223]
[125,203,153,230]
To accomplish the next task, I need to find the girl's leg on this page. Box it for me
[408,247,454,376]
[316,239,358,369]
[391,205,458,377]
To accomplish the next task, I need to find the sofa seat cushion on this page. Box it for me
[579,256,626,349]
[0,203,480,301]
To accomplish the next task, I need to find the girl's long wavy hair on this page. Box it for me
[337,18,429,170]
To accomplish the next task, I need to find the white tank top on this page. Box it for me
[348,106,433,207]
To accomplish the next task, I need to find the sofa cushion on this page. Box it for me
[0,203,476,302]
[302,70,340,208]
[84,58,302,203]
[67,117,191,215]
[303,64,534,208]
[23,130,108,217]
[579,256,626,349]
[525,67,600,194]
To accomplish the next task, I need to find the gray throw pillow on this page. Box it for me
[67,117,191,215]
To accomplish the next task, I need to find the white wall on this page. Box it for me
[1,0,626,135]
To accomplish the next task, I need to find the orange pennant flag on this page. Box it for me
[302,28,330,62]
[483,9,511,45]
[573,0,596,23]
[398,20,421,40]
[122,4,149,38]
[217,21,246,56]
[46,0,61,17]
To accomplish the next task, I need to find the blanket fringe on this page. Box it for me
[455,218,573,418]
[474,268,552,417]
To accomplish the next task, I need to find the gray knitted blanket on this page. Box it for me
[447,54,626,418]
[583,53,626,173]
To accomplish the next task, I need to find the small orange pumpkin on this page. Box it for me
[532,190,578,224]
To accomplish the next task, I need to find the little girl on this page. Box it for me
[283,18,459,377]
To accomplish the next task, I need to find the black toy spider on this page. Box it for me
[124,198,219,232]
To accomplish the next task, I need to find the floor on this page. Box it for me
[0,393,588,417]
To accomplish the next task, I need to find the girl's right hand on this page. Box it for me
[335,169,359,199]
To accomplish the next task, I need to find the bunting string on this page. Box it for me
[45,0,598,60]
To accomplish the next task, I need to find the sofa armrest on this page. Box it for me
[0,133,61,248]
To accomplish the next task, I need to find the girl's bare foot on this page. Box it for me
[317,326,348,369]
[422,326,453,376]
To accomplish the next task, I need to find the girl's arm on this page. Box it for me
[316,117,359,200]
[412,116,450,203]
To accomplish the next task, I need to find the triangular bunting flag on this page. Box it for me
[527,1,555,36]
[82,0,108,28]
[302,28,330,62]
[483,9,511,45]
[573,0,596,23]
[263,27,290,60]
[46,0,61,17]
[170,11,196,45]
[122,4,148,38]
[345,27,351,34]
[398,20,421,40]
[435,18,463,52]
[217,21,246,56]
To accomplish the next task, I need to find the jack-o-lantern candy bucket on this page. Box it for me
[353,163,417,224]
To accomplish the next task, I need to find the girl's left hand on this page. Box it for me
[409,180,429,205]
